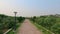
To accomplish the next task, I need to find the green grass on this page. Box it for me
[7,30,15,34]
[6,23,22,34]
[31,22,54,34]
[6,20,25,34]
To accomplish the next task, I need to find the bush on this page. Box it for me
[30,15,60,34]
[51,23,60,34]
[0,14,25,34]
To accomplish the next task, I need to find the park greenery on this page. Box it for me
[0,14,25,34]
[0,14,60,34]
[30,14,60,34]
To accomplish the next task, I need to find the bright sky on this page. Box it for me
[0,0,60,17]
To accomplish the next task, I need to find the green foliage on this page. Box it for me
[17,16,25,22]
[31,16,36,22]
[51,23,60,34]
[0,14,25,34]
[30,15,60,34]
[0,30,3,34]
[43,16,56,30]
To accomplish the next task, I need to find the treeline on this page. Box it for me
[30,15,60,34]
[0,14,25,34]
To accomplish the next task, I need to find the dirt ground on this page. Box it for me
[17,19,42,34]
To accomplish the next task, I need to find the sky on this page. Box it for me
[0,0,60,17]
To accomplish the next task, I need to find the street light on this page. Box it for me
[13,12,17,32]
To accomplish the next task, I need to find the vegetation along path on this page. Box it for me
[17,19,42,34]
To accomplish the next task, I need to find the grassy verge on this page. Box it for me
[7,23,22,34]
[31,21,54,34]
[6,22,24,34]
[6,23,21,34]
[7,30,14,34]
[6,20,25,34]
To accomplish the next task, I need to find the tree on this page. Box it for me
[32,16,36,22]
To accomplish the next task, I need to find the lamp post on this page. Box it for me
[14,12,17,32]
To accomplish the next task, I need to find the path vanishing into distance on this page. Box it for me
[17,19,42,34]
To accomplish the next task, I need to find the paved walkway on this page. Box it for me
[17,19,42,34]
